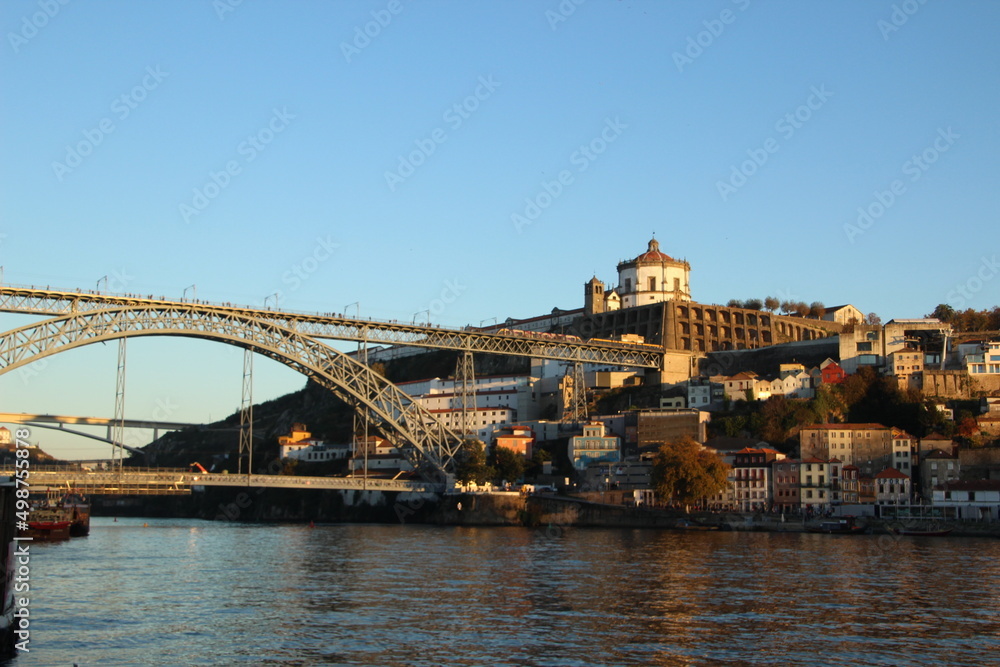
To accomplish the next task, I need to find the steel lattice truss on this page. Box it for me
[0,287,662,368]
[0,304,464,477]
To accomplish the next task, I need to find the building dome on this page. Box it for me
[635,238,673,263]
[615,236,691,308]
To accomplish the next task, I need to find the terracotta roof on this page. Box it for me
[634,238,673,263]
[734,447,784,455]
[922,448,955,459]
[922,432,952,441]
[875,468,909,479]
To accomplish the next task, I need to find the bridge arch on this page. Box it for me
[8,421,147,456]
[0,305,462,477]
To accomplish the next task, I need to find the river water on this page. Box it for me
[10,517,1000,666]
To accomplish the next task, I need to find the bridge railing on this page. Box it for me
[5,465,190,473]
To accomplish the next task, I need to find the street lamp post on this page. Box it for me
[97,276,108,292]
[413,310,429,325]
[345,302,360,319]
[264,293,279,309]
[183,284,196,302]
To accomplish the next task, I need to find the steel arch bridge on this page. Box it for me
[0,287,664,367]
[0,303,464,477]
[0,286,665,478]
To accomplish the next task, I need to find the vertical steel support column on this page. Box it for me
[568,361,587,423]
[455,351,476,441]
[111,337,127,473]
[354,335,370,489]
[238,348,253,479]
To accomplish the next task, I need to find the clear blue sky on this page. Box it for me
[2,0,998,458]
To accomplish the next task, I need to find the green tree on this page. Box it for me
[651,436,730,507]
[492,445,526,483]
[717,414,746,438]
[454,440,495,484]
[809,301,826,318]
[743,298,763,311]
[929,304,955,322]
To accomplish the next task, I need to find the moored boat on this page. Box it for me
[61,492,90,537]
[807,518,866,534]
[19,492,90,541]
[22,507,73,541]
[675,519,718,531]
[890,526,954,537]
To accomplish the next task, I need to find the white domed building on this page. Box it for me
[585,238,691,314]
[617,237,691,308]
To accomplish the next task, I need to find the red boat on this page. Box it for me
[21,507,73,541]
[19,492,90,541]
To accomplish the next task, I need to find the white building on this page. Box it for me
[427,406,517,441]
[585,237,695,313]
[282,442,350,463]
[965,341,1000,376]
[931,480,1000,520]
[397,374,538,440]
[350,437,414,474]
[890,428,916,478]
[608,238,692,310]
[821,304,863,326]
[687,378,724,409]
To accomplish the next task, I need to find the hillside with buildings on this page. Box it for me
[135,237,1000,520]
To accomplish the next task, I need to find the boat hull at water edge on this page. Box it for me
[22,520,73,541]
[890,527,954,537]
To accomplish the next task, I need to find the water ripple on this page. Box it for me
[11,519,1000,666]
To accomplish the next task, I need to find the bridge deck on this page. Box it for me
[0,412,197,430]
[0,467,444,495]
[0,286,662,368]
